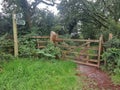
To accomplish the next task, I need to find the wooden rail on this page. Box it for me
[54,34,103,68]
[31,31,103,68]
[31,36,50,49]
[55,39,99,42]
[32,36,50,39]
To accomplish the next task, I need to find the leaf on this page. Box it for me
[44,53,55,58]
[37,50,45,54]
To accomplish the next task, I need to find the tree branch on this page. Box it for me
[41,0,55,6]
[31,0,55,10]
[102,0,114,15]
[81,0,109,28]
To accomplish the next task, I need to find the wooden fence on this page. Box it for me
[54,35,103,68]
[32,36,50,49]
[31,32,103,68]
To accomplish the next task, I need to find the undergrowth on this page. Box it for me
[0,58,84,90]
[102,37,120,85]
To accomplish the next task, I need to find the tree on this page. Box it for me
[2,0,56,29]
[32,9,55,35]
[58,0,81,34]
[58,0,120,39]
[0,13,12,36]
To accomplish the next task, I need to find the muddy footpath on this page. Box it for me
[77,64,120,90]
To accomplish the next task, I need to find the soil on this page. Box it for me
[77,64,120,90]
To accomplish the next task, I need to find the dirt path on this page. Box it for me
[77,64,120,90]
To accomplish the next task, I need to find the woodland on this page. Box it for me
[0,0,120,89]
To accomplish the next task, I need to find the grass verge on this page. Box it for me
[111,74,120,85]
[0,58,84,90]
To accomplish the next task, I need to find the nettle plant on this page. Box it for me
[0,34,14,60]
[102,37,120,73]
[102,48,120,71]
[104,37,120,49]
[18,35,37,58]
[37,42,62,59]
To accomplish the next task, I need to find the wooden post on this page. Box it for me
[108,33,113,40]
[12,12,18,57]
[37,39,39,49]
[98,35,103,67]
[86,38,90,63]
[50,31,58,46]
[50,31,57,43]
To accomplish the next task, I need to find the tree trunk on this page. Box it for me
[20,0,32,29]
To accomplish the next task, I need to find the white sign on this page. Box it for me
[16,20,25,25]
[16,13,23,19]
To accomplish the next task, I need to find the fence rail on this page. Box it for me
[31,32,103,68]
[54,34,103,68]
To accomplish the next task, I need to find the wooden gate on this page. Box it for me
[54,35,103,68]
[31,32,103,68]
[32,36,50,49]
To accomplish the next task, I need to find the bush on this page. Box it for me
[0,34,13,54]
[37,42,62,59]
[104,37,120,49]
[102,48,120,73]
[111,67,120,85]
[102,37,120,73]
[18,35,37,58]
[102,37,120,85]
[0,52,14,60]
[0,34,14,61]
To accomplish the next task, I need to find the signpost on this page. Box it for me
[16,13,25,25]
[16,20,26,25]
[12,12,18,57]
[16,13,23,18]
[12,12,25,57]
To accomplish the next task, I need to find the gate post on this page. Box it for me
[98,35,103,67]
[12,11,18,57]
[86,38,90,63]
[50,31,58,45]
[108,33,113,40]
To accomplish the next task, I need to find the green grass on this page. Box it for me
[111,74,120,85]
[0,58,83,90]
[111,68,120,85]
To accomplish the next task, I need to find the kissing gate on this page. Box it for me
[32,31,103,68]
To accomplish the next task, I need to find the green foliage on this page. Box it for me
[108,19,120,38]
[0,34,14,60]
[81,22,102,39]
[1,0,58,36]
[35,10,55,35]
[102,48,120,73]
[102,37,120,84]
[0,15,12,35]
[0,34,13,53]
[18,35,37,58]
[58,0,120,39]
[111,67,120,85]
[111,74,120,85]
[104,37,120,49]
[29,27,40,35]
[37,42,62,59]
[0,58,84,90]
[51,25,63,33]
[0,52,14,61]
